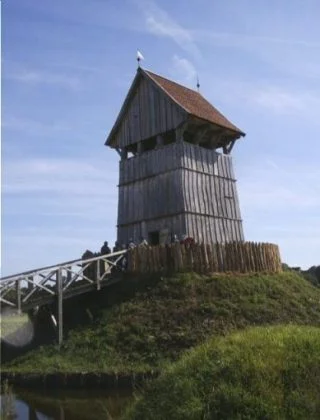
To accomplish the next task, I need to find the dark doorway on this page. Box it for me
[149,231,160,246]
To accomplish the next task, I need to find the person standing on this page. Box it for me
[101,241,111,255]
[113,241,121,253]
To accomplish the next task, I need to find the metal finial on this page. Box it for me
[196,75,200,92]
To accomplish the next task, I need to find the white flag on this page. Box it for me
[137,50,144,61]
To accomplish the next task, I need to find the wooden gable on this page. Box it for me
[106,69,187,149]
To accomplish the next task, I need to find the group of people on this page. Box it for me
[100,237,149,255]
[96,233,195,273]
[171,233,195,246]
[100,233,195,256]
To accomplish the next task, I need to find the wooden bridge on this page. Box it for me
[0,250,127,345]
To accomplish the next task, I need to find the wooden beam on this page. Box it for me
[16,279,21,314]
[56,268,63,346]
[175,122,187,142]
[27,276,34,293]
[226,140,236,154]
[96,259,101,290]
[120,149,128,160]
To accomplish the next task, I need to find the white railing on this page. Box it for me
[0,250,127,311]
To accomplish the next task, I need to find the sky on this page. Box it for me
[1,0,320,276]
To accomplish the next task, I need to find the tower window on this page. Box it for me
[142,136,157,152]
[125,143,138,158]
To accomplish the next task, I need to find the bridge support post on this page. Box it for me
[27,276,34,292]
[96,259,101,290]
[16,279,21,314]
[56,268,63,346]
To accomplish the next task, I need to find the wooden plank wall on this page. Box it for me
[118,214,186,246]
[127,242,282,274]
[118,142,244,245]
[119,142,182,185]
[180,142,244,243]
[114,77,187,148]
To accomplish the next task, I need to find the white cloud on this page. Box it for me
[2,157,119,275]
[2,116,70,136]
[250,88,319,115]
[5,69,81,90]
[135,0,201,59]
[238,158,320,212]
[2,157,117,196]
[192,28,320,82]
[2,228,116,276]
[208,80,320,120]
[171,55,197,85]
[194,30,320,49]
[237,157,320,268]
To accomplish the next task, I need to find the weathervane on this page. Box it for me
[137,50,144,68]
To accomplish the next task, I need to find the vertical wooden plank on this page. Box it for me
[206,243,212,273]
[233,241,238,272]
[185,168,192,215]
[243,242,249,272]
[216,242,222,271]
[96,259,101,290]
[16,280,21,314]
[224,242,230,272]
[249,242,254,272]
[240,242,245,272]
[209,173,216,217]
[56,268,63,346]
[253,242,259,272]
[269,245,274,272]
[202,243,209,273]
[211,243,216,272]
[198,243,203,273]
[228,241,233,271]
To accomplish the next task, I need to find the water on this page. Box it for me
[3,387,133,420]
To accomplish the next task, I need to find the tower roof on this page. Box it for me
[105,68,245,147]
[144,70,245,136]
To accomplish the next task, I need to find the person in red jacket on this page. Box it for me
[180,234,195,247]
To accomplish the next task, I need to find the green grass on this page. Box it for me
[124,325,320,420]
[3,271,320,374]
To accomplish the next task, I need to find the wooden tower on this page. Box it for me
[105,68,245,246]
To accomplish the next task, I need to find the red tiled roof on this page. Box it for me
[144,69,245,136]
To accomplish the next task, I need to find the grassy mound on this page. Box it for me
[125,325,320,420]
[3,272,320,374]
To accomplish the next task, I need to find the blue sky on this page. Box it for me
[2,0,320,275]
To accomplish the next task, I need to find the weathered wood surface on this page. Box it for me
[118,141,244,245]
[112,76,187,148]
[119,142,237,185]
[127,242,282,274]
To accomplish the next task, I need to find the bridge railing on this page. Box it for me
[0,250,127,310]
